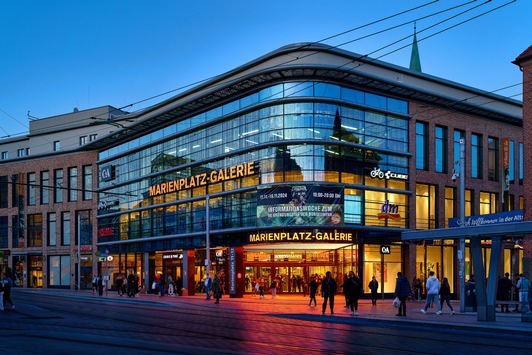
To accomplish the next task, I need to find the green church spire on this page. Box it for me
[410,24,422,72]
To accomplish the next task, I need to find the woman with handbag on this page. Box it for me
[394,272,411,317]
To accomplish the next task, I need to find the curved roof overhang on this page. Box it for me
[82,43,522,153]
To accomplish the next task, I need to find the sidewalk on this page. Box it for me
[18,288,532,336]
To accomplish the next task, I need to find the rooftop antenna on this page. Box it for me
[27,111,39,121]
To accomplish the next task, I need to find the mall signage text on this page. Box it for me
[248,230,353,243]
[149,162,256,197]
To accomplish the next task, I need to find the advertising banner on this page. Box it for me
[257,185,344,227]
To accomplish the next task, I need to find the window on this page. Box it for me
[416,122,428,170]
[435,126,447,173]
[465,189,473,217]
[62,212,71,246]
[28,172,36,206]
[471,133,482,179]
[479,192,497,215]
[26,148,30,156]
[17,149,25,157]
[89,134,97,141]
[454,130,465,173]
[79,136,87,146]
[1,151,7,160]
[416,183,437,229]
[68,167,78,202]
[41,171,50,205]
[444,187,455,228]
[49,255,71,287]
[48,212,57,246]
[509,140,515,184]
[519,142,523,184]
[0,176,7,208]
[77,210,92,246]
[0,215,7,248]
[53,141,60,151]
[488,137,498,181]
[54,169,63,203]
[28,214,43,247]
[82,165,92,200]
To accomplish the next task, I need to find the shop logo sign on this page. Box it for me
[369,167,408,180]
[377,200,401,220]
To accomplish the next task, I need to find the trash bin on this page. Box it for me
[465,282,477,312]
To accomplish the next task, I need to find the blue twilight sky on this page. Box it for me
[0,0,530,138]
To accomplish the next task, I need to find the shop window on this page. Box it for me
[49,255,71,287]
[416,184,437,230]
[28,213,43,247]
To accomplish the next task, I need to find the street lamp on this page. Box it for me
[458,138,466,313]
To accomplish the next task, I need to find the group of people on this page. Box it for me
[93,272,141,298]
[0,270,16,311]
[393,271,454,317]
[203,273,222,304]
[498,272,531,313]
[152,274,184,297]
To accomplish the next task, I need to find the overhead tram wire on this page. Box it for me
[2,1,441,141]
[0,2,443,156]
[3,1,518,154]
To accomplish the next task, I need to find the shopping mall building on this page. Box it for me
[0,43,527,297]
[84,43,525,297]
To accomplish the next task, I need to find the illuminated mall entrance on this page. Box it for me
[243,243,357,294]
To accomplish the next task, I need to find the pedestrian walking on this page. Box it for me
[394,272,411,316]
[341,273,349,308]
[97,275,104,296]
[321,271,337,315]
[439,277,454,315]
[258,277,265,299]
[168,275,175,296]
[116,274,124,296]
[497,272,512,313]
[308,276,318,306]
[345,271,362,316]
[270,279,277,298]
[516,273,531,313]
[158,275,166,297]
[92,275,98,295]
[368,276,379,306]
[204,274,212,300]
[0,275,4,311]
[1,271,15,310]
[421,271,442,315]
[213,274,221,304]
[127,271,136,297]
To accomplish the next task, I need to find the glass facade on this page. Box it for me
[98,82,410,249]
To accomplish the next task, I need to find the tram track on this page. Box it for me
[6,292,532,354]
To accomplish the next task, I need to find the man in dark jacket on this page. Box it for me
[368,276,379,306]
[394,272,411,316]
[497,272,513,313]
[321,271,337,315]
[345,271,363,316]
